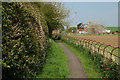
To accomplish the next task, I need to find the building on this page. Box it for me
[77,21,105,34]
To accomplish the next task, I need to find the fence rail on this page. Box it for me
[65,36,120,64]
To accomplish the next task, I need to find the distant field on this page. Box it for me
[105,27,119,32]
[71,35,118,47]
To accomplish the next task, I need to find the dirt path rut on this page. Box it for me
[57,41,88,78]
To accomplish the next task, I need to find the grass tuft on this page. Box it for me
[63,42,103,78]
[36,39,70,78]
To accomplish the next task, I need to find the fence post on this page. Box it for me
[86,39,90,48]
[94,42,101,53]
[84,39,87,48]
[98,43,105,55]
[90,40,96,53]
[88,40,91,49]
[81,38,84,47]
[103,45,112,58]
[110,47,120,62]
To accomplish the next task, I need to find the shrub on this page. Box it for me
[2,2,48,78]
[62,36,120,79]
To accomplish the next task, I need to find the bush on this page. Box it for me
[2,2,69,78]
[2,2,48,78]
[62,36,120,79]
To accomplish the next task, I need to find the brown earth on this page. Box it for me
[72,35,119,47]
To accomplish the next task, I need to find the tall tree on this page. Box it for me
[35,2,70,37]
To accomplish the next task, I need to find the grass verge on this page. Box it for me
[62,42,103,78]
[36,39,69,78]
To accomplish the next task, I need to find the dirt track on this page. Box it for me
[57,41,88,78]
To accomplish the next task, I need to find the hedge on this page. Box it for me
[2,2,49,78]
[62,36,120,79]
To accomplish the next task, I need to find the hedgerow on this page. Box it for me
[2,2,49,78]
[2,2,69,78]
[62,36,120,79]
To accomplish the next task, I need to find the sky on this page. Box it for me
[63,2,118,27]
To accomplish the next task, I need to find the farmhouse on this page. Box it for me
[52,29,60,35]
[77,21,106,34]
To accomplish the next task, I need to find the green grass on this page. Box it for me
[105,27,119,32]
[91,43,119,64]
[36,39,69,78]
[62,42,103,78]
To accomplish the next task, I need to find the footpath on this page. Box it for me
[57,40,88,78]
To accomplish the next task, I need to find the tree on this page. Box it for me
[66,27,77,33]
[35,2,70,37]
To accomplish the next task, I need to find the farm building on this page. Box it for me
[77,21,108,34]
[52,26,65,35]
[77,22,88,34]
[52,29,60,35]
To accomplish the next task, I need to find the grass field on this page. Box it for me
[63,42,103,78]
[105,27,119,32]
[36,39,69,78]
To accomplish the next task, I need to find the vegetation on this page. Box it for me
[36,39,69,78]
[0,4,1,25]
[62,41,102,78]
[2,2,48,78]
[66,27,77,33]
[105,27,119,32]
[34,2,69,37]
[62,36,120,79]
[2,2,69,78]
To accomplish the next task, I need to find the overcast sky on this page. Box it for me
[63,2,118,27]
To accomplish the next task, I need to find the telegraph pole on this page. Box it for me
[75,11,78,32]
